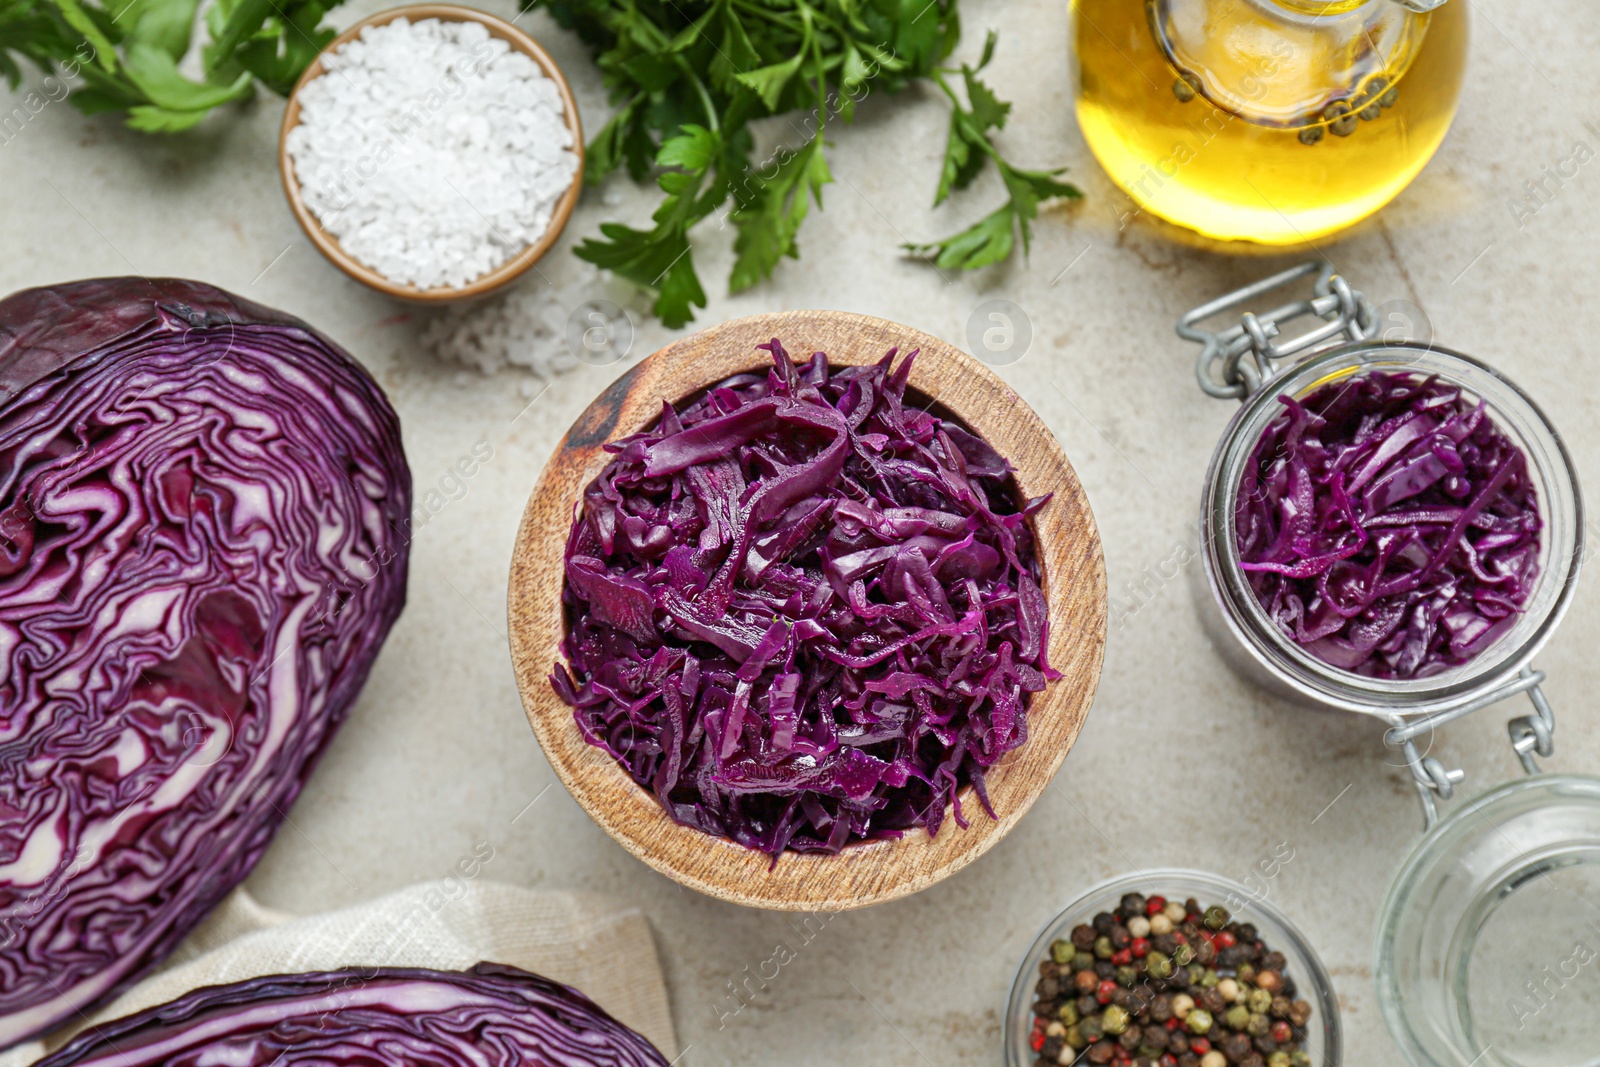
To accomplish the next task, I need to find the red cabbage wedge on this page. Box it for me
[554,340,1054,858]
[1237,371,1540,678]
[0,279,410,1047]
[32,964,668,1067]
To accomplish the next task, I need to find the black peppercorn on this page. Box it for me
[1094,912,1117,936]
[1220,1032,1253,1062]
[1120,893,1147,919]
[1087,1040,1115,1065]
[1073,924,1099,951]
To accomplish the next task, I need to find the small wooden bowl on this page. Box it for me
[277,4,584,303]
[508,311,1107,911]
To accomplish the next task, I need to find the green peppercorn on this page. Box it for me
[1268,1053,1291,1067]
[1202,906,1229,931]
[1248,988,1273,1015]
[1298,124,1325,146]
[1324,100,1357,136]
[1147,951,1174,979]
[1247,1013,1270,1037]
[1095,936,1114,960]
[1172,72,1200,103]
[1074,952,1096,972]
[1052,939,1074,965]
[1102,1005,1130,1036]
[1173,943,1195,967]
[1080,1016,1104,1043]
[1116,965,1139,988]
[1198,968,1220,988]
[1224,1005,1250,1031]
[1186,1009,1213,1035]
[1058,1002,1081,1026]
[1289,1051,1312,1067]
[1064,1025,1084,1050]
[1237,963,1257,984]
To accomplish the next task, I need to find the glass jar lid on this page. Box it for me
[1377,774,1600,1067]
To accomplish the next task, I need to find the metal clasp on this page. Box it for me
[1178,260,1378,400]
[1383,668,1558,830]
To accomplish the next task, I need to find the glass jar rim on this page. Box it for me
[1201,340,1583,716]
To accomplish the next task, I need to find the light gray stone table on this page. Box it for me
[3,2,1597,1063]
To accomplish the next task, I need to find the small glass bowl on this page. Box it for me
[1005,869,1341,1066]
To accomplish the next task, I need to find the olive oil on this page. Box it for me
[1072,0,1469,245]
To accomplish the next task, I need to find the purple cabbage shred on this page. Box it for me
[1237,371,1541,679]
[553,340,1055,858]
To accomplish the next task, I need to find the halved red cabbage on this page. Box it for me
[0,279,410,1047]
[33,964,667,1067]
[1237,371,1540,679]
[553,340,1054,857]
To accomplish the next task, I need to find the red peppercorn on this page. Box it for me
[1165,1017,1180,1030]
[1131,937,1150,958]
[1030,1030,1046,1052]
[1096,979,1117,1005]
[1214,931,1237,949]
[1272,1021,1293,1043]
[1161,1056,1179,1067]
[1146,896,1167,916]
[1190,1038,1211,1055]
[1111,948,1132,966]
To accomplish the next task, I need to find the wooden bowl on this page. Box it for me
[508,311,1107,910]
[277,4,584,303]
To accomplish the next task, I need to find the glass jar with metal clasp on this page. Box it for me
[1177,262,1600,1067]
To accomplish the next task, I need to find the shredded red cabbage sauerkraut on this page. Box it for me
[553,341,1055,857]
[1236,371,1541,679]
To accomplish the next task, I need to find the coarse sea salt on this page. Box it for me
[285,17,580,291]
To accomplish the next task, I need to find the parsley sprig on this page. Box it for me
[534,0,1080,327]
[0,0,337,132]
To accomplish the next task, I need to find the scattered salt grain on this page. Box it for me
[285,17,580,291]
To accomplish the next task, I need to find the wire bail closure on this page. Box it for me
[1383,670,1557,830]
[1179,260,1377,400]
[1177,261,1559,831]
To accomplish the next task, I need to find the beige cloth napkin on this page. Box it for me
[1,880,677,1065]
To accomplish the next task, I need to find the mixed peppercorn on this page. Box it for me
[1028,894,1316,1067]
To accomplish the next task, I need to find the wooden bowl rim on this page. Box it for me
[276,3,585,304]
[508,311,1107,910]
